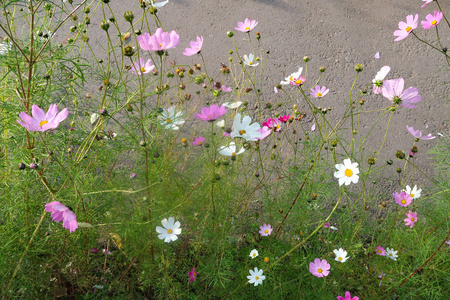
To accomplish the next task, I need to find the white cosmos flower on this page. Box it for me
[329,226,339,231]
[385,248,398,261]
[157,106,185,130]
[156,217,181,243]
[249,249,259,259]
[90,113,100,125]
[242,53,258,67]
[247,267,265,286]
[402,185,421,199]
[223,101,243,109]
[145,0,169,8]
[334,158,360,186]
[218,142,245,157]
[372,66,390,94]
[333,248,350,263]
[280,67,303,85]
[216,120,225,128]
[230,113,261,141]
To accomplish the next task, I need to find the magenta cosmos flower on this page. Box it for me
[194,105,227,121]
[393,191,412,207]
[376,246,386,256]
[310,85,329,98]
[188,268,198,282]
[278,115,290,123]
[130,58,155,75]
[235,18,258,33]
[421,0,434,8]
[183,36,203,56]
[259,224,273,236]
[192,136,205,146]
[262,118,282,132]
[138,28,180,52]
[394,14,418,41]
[404,211,418,228]
[381,78,421,108]
[17,104,69,132]
[407,125,436,140]
[309,258,330,278]
[421,11,443,30]
[45,201,78,233]
[337,291,359,300]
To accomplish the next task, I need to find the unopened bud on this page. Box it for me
[303,55,310,62]
[18,163,26,170]
[319,66,326,73]
[123,11,134,23]
[227,31,234,38]
[354,64,364,72]
[367,157,376,165]
[100,20,110,31]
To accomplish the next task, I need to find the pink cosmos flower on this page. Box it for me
[183,36,203,56]
[409,150,417,157]
[421,0,434,8]
[17,104,69,132]
[259,224,273,236]
[194,105,227,121]
[310,85,329,98]
[129,173,137,179]
[446,241,450,246]
[290,75,306,86]
[376,246,386,256]
[324,222,330,228]
[393,191,412,207]
[262,118,282,132]
[337,291,359,300]
[404,211,417,228]
[372,66,391,94]
[422,11,443,29]
[381,78,421,108]
[309,258,330,278]
[235,18,258,32]
[130,58,155,75]
[278,115,290,123]
[378,272,386,287]
[192,136,205,146]
[188,268,198,282]
[406,125,436,140]
[138,28,180,52]
[45,201,78,233]
[394,14,418,41]
[221,85,232,92]
[256,126,272,140]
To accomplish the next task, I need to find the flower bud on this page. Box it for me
[184,93,191,101]
[18,163,26,170]
[101,0,110,3]
[29,163,38,169]
[359,99,365,105]
[386,159,393,165]
[312,193,317,200]
[256,32,261,40]
[139,140,147,147]
[396,167,402,173]
[181,138,188,147]
[319,66,326,73]
[123,44,135,57]
[227,31,234,38]
[354,64,364,72]
[303,55,310,62]
[367,157,376,165]
[100,109,107,116]
[194,76,204,84]
[149,7,157,15]
[395,150,405,160]
[100,20,110,31]
[123,11,134,23]
[411,146,418,153]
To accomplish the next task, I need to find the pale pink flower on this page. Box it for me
[235,18,258,33]
[130,58,155,75]
[337,291,359,300]
[394,14,418,41]
[45,201,78,233]
[381,78,421,108]
[194,105,227,121]
[188,268,198,282]
[138,28,180,52]
[374,52,380,59]
[17,104,69,132]
[406,125,436,140]
[259,224,273,236]
[376,246,386,256]
[309,258,330,278]
[372,66,391,94]
[446,241,450,246]
[192,136,205,146]
[183,36,203,56]
[404,211,417,228]
[393,191,412,207]
[221,85,232,92]
[256,126,272,140]
[421,0,434,8]
[421,11,443,29]
[310,85,329,98]
[378,272,386,287]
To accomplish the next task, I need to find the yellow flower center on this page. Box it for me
[377,249,382,253]
[431,20,437,25]
[166,119,172,123]
[410,194,415,198]
[231,152,236,157]
[401,199,406,204]
[318,268,323,273]
[253,254,256,257]
[159,43,163,48]
[344,169,353,177]
[198,141,202,145]
[245,27,250,31]
[255,276,259,280]
[406,26,412,32]
[249,61,253,65]
[410,217,415,221]
[295,79,303,85]
[317,92,322,97]
[264,229,269,234]
[167,229,173,234]
[140,67,146,73]
[39,120,48,128]
[338,257,342,261]
[239,130,246,135]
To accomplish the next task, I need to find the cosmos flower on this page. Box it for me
[334,158,360,186]
[386,248,398,261]
[402,185,422,199]
[138,28,180,52]
[242,53,259,67]
[45,201,78,233]
[146,0,169,8]
[247,267,265,286]
[262,118,282,132]
[310,85,329,98]
[192,136,205,146]
[256,126,272,140]
[157,106,184,130]
[130,58,155,75]
[194,105,227,121]
[421,0,434,8]
[230,113,261,141]
[406,126,436,140]
[372,66,391,94]
[188,268,198,282]
[333,248,350,263]
[249,249,259,259]
[221,85,232,92]
[376,246,386,256]
[259,224,273,236]
[324,222,330,228]
[216,120,225,128]
[218,142,245,157]
[280,67,304,86]
[378,272,386,287]
[404,211,418,228]
[235,18,258,33]
[381,78,421,108]
[394,14,418,41]
[17,104,69,132]
[309,258,330,278]
[183,36,203,56]
[223,101,242,109]
[421,11,443,29]
[156,217,182,243]
[337,291,359,300]
[393,191,412,207]
[278,115,290,123]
